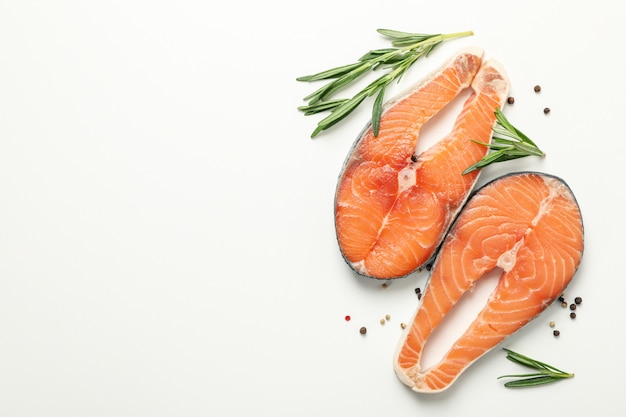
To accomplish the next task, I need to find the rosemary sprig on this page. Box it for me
[462,108,545,175]
[297,29,473,138]
[498,348,574,388]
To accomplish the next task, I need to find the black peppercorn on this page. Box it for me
[534,85,541,92]
[507,96,515,104]
[553,330,560,336]
[574,297,582,305]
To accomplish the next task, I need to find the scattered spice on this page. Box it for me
[415,287,421,294]
[569,303,577,311]
[411,154,418,163]
[561,301,568,308]
[381,283,389,289]
[558,295,565,303]
[345,315,351,322]
[417,293,422,300]
[543,107,551,114]
[507,96,515,104]
[359,326,367,335]
[385,314,391,321]
[570,312,577,319]
[574,297,582,305]
[534,85,541,93]
[400,323,407,329]
[553,329,560,337]
[549,321,556,328]
[380,318,386,325]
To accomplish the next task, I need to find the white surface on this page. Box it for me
[0,1,623,415]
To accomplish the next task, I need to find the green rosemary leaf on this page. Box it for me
[504,348,567,374]
[298,28,473,138]
[372,87,385,136]
[462,151,505,174]
[499,349,574,389]
[504,350,546,371]
[297,99,349,115]
[359,48,397,62]
[296,62,367,82]
[303,63,373,104]
[376,29,431,39]
[462,108,545,174]
[311,92,368,138]
[497,372,547,379]
[503,376,561,388]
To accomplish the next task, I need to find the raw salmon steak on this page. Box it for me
[393,172,584,393]
[334,48,510,279]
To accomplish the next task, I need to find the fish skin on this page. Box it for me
[393,172,585,393]
[335,50,509,279]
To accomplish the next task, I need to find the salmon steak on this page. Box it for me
[393,172,584,393]
[334,48,510,279]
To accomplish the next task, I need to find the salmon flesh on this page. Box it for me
[335,48,510,279]
[393,172,584,393]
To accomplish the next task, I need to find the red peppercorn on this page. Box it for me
[345,315,351,322]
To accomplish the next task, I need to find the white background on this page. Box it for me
[1,1,624,415]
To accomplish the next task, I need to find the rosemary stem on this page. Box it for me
[398,31,473,53]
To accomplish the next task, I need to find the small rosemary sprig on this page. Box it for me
[297,29,473,138]
[498,348,574,388]
[462,108,545,175]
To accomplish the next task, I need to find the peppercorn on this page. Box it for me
[575,297,582,305]
[543,107,550,114]
[570,303,576,311]
[385,314,391,321]
[415,287,421,294]
[400,323,407,329]
[507,96,515,104]
[380,318,386,325]
[411,154,418,163]
[553,330,560,336]
[561,301,567,308]
[417,293,422,300]
[345,315,351,322]
[558,295,565,303]
[534,85,541,93]
[359,326,367,335]
[549,321,556,328]
[570,312,576,319]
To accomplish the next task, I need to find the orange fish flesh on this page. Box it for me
[393,172,584,393]
[335,48,510,279]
